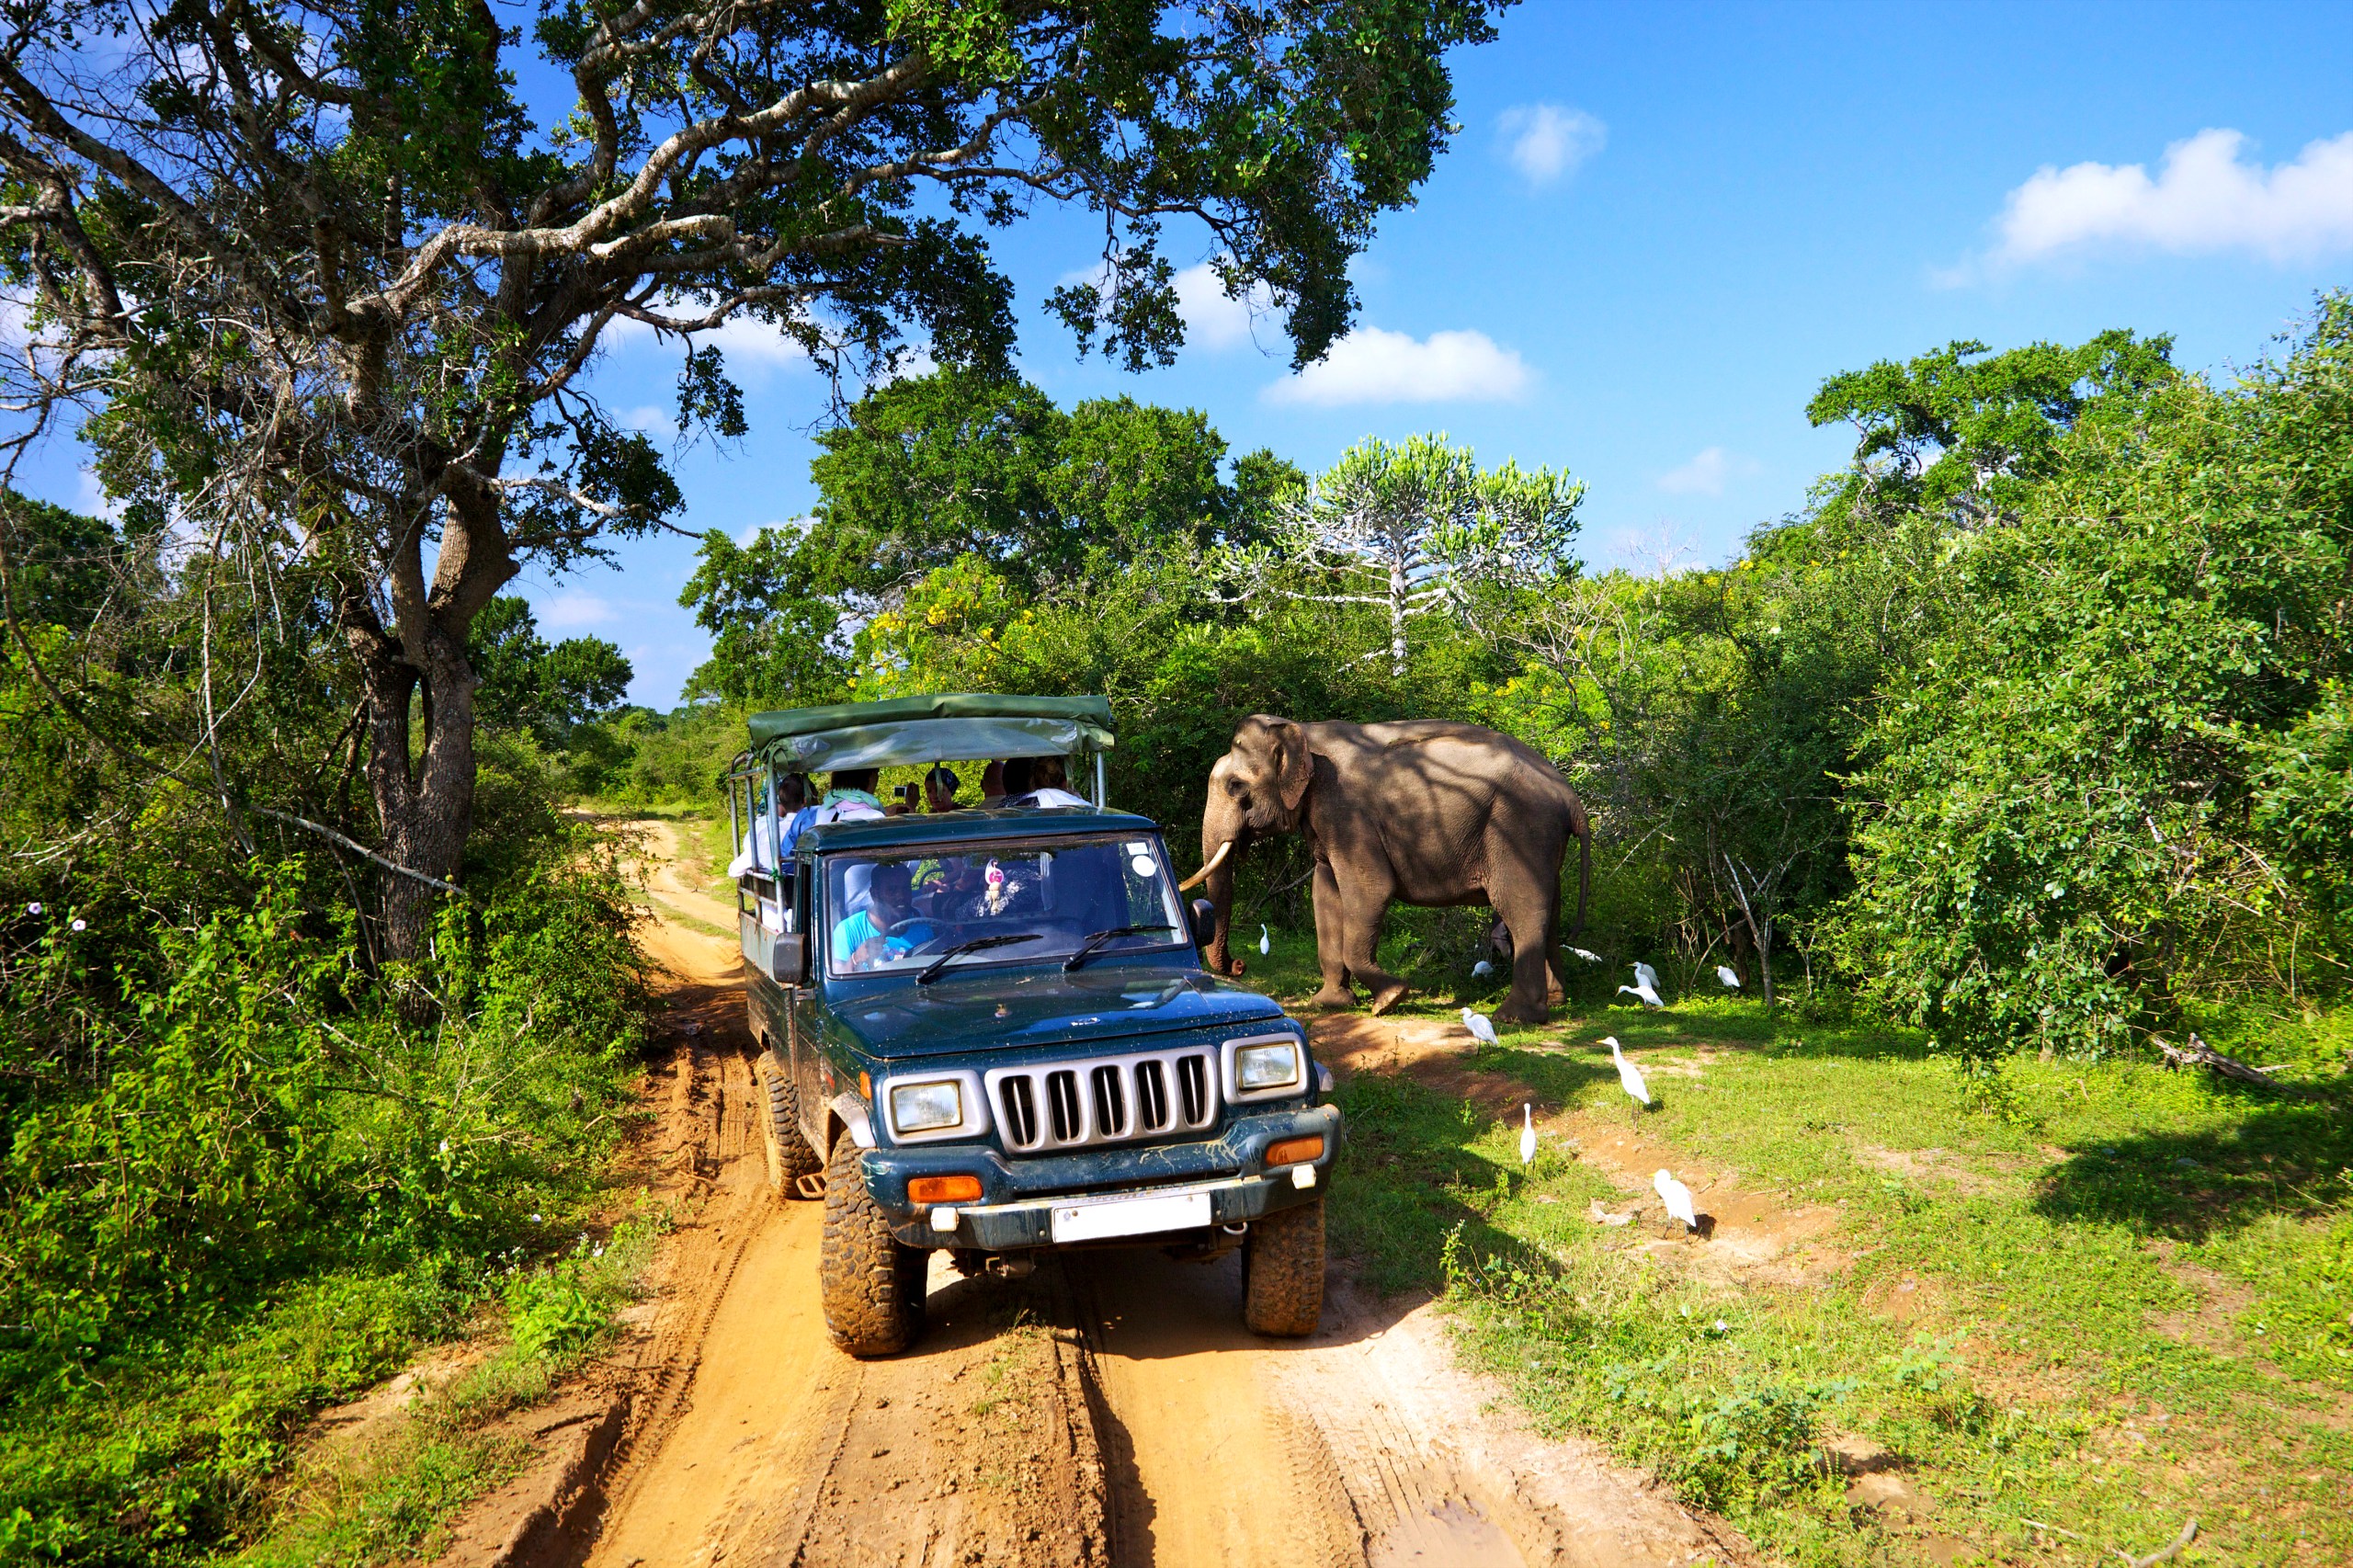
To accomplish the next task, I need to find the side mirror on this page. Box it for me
[1188,898,1217,952]
[774,931,808,984]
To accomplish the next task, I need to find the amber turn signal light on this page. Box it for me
[908,1174,983,1204]
[1265,1134,1324,1167]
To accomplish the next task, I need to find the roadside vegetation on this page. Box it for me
[1246,936,2351,1565]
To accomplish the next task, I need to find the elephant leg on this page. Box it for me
[1304,858,1356,1011]
[1491,880,1554,1026]
[1337,868,1410,1016]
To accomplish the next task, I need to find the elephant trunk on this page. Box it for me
[1198,801,1249,975]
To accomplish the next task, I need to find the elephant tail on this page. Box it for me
[1573,802,1592,936]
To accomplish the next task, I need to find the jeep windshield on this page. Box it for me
[822,835,1189,978]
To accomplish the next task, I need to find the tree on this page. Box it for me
[1832,298,2353,1061]
[1806,330,2177,527]
[803,369,1292,598]
[678,526,853,711]
[1256,433,1582,676]
[469,597,633,746]
[0,0,1511,959]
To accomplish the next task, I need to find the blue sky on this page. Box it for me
[20,1,2353,706]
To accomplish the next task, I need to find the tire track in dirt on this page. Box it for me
[455,824,1736,1568]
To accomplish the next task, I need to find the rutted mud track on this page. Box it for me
[467,824,1738,1568]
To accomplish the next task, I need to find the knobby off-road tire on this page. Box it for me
[1241,1197,1325,1336]
[819,1133,928,1357]
[754,1048,823,1195]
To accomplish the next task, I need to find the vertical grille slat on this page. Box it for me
[1046,1070,1083,1142]
[1135,1060,1169,1131]
[987,1047,1219,1153]
[1177,1054,1211,1126]
[1090,1065,1127,1137]
[999,1076,1039,1148]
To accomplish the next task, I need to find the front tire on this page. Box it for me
[1242,1198,1325,1336]
[754,1047,823,1195]
[819,1134,927,1357]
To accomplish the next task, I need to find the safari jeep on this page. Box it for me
[722,694,1338,1357]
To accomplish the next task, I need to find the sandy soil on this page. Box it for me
[446,824,1742,1568]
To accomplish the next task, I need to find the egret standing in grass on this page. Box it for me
[1617,973,1665,1009]
[1258,924,1271,956]
[1607,1036,1651,1119]
[1654,1169,1699,1233]
[1716,965,1741,990]
[1461,1008,1499,1049]
[1519,1104,1538,1165]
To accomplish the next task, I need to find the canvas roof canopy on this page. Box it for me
[747,693,1115,774]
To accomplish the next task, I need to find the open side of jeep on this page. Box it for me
[722,695,1337,1357]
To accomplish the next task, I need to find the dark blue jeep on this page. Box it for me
[722,695,1337,1357]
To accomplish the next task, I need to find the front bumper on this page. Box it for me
[862,1100,1341,1250]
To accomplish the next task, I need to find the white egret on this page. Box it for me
[1716,965,1741,989]
[1633,960,1662,993]
[1654,1169,1698,1233]
[1259,924,1271,956]
[1519,1104,1538,1165]
[1617,977,1665,1008]
[1472,959,1495,978]
[1608,1036,1651,1109]
[1571,947,1603,963]
[1461,1008,1500,1049]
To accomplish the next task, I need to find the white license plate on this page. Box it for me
[1049,1189,1212,1244]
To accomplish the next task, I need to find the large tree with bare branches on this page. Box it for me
[0,0,1508,958]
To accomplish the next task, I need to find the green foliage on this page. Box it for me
[0,834,648,1562]
[468,597,634,748]
[1833,299,2353,1059]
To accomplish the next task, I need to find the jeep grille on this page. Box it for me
[986,1046,1220,1153]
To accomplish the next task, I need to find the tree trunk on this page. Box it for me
[338,481,516,967]
[1388,553,1408,677]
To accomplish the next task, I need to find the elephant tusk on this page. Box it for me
[1176,839,1234,892]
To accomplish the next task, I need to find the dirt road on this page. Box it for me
[491,822,1738,1568]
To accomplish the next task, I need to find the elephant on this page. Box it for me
[1184,715,1592,1024]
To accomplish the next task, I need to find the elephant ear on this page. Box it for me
[1271,719,1313,813]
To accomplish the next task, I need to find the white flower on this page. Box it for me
[26,902,40,915]
[438,1139,450,1154]
[70,918,85,932]
[1714,1318,1730,1332]
[530,1212,543,1222]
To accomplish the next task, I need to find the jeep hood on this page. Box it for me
[825,966,1287,1061]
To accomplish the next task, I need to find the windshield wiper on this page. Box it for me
[916,933,1040,984]
[1063,924,1176,972]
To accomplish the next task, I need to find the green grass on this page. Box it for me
[227,1213,666,1568]
[1247,928,2352,1565]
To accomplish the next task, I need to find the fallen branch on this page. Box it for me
[2152,1031,2278,1087]
[2117,1517,2197,1566]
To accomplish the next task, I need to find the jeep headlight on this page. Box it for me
[891,1080,964,1133]
[1233,1041,1302,1093]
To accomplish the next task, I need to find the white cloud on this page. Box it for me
[540,592,614,630]
[1979,128,2353,269]
[76,469,126,523]
[1175,261,1275,351]
[1262,326,1534,406]
[620,404,676,436]
[603,308,811,379]
[1656,447,1760,497]
[735,516,813,547]
[1496,104,1607,187]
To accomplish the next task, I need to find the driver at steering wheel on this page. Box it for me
[832,862,935,971]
